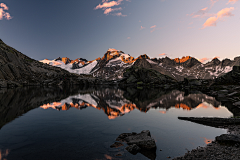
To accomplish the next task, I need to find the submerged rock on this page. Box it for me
[110,142,123,148]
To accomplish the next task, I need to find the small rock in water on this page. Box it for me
[114,130,157,159]
[110,142,124,148]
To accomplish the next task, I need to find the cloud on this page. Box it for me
[188,7,215,19]
[127,37,131,39]
[227,0,238,4]
[150,25,157,29]
[95,0,123,10]
[159,53,166,56]
[103,7,122,14]
[150,25,157,32]
[210,0,219,7]
[202,7,234,29]
[199,58,210,63]
[140,26,145,30]
[217,7,234,18]
[3,12,12,20]
[202,16,218,28]
[113,12,126,17]
[0,3,8,10]
[94,0,128,17]
[0,3,12,20]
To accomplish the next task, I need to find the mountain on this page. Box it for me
[0,39,99,88]
[41,48,240,82]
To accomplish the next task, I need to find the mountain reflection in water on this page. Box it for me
[40,89,223,119]
[0,87,233,160]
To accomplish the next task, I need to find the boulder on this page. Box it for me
[216,134,240,144]
[125,144,141,155]
[116,130,156,150]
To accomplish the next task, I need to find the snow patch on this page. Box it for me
[146,59,158,65]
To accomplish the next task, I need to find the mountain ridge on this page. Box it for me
[41,47,240,81]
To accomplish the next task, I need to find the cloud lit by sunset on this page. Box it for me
[1,0,240,61]
[0,3,12,20]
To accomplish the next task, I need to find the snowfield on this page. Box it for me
[40,59,98,75]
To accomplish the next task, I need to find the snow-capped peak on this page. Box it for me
[107,48,119,52]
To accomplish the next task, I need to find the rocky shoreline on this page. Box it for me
[173,118,240,160]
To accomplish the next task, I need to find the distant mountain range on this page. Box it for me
[40,48,240,81]
[1,38,240,88]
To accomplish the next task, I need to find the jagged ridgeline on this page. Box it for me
[1,38,240,88]
[40,47,240,82]
[0,39,101,88]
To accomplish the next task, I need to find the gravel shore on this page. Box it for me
[173,125,240,160]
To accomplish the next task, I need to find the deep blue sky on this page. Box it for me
[0,0,239,62]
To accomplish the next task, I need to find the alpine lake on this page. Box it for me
[0,86,233,160]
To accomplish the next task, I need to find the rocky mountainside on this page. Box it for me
[42,48,240,82]
[0,39,102,88]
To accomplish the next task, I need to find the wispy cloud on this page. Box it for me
[113,12,127,17]
[227,0,238,4]
[0,3,12,20]
[103,7,122,14]
[127,37,131,39]
[95,0,123,10]
[159,53,166,56]
[150,25,156,29]
[202,16,218,28]
[150,25,160,33]
[198,58,210,63]
[210,0,219,7]
[188,7,214,19]
[94,0,128,17]
[140,26,145,30]
[202,7,234,29]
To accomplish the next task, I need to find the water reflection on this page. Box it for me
[0,87,234,160]
[0,86,83,129]
[0,149,10,160]
[40,89,225,119]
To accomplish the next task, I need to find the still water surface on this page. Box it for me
[0,87,233,160]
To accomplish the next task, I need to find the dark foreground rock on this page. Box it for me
[216,134,240,145]
[116,130,156,150]
[174,117,240,160]
[113,130,157,160]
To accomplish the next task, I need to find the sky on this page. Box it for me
[0,0,239,63]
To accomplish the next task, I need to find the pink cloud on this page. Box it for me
[0,3,8,10]
[217,7,234,18]
[0,8,4,20]
[198,58,210,63]
[95,0,123,9]
[227,0,238,4]
[140,26,145,30]
[0,7,12,20]
[103,7,122,14]
[188,7,214,19]
[127,37,131,39]
[4,12,12,20]
[113,12,126,17]
[202,16,218,28]
[210,0,219,7]
[159,53,166,56]
[150,25,157,29]
[202,7,234,29]
[150,25,157,32]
